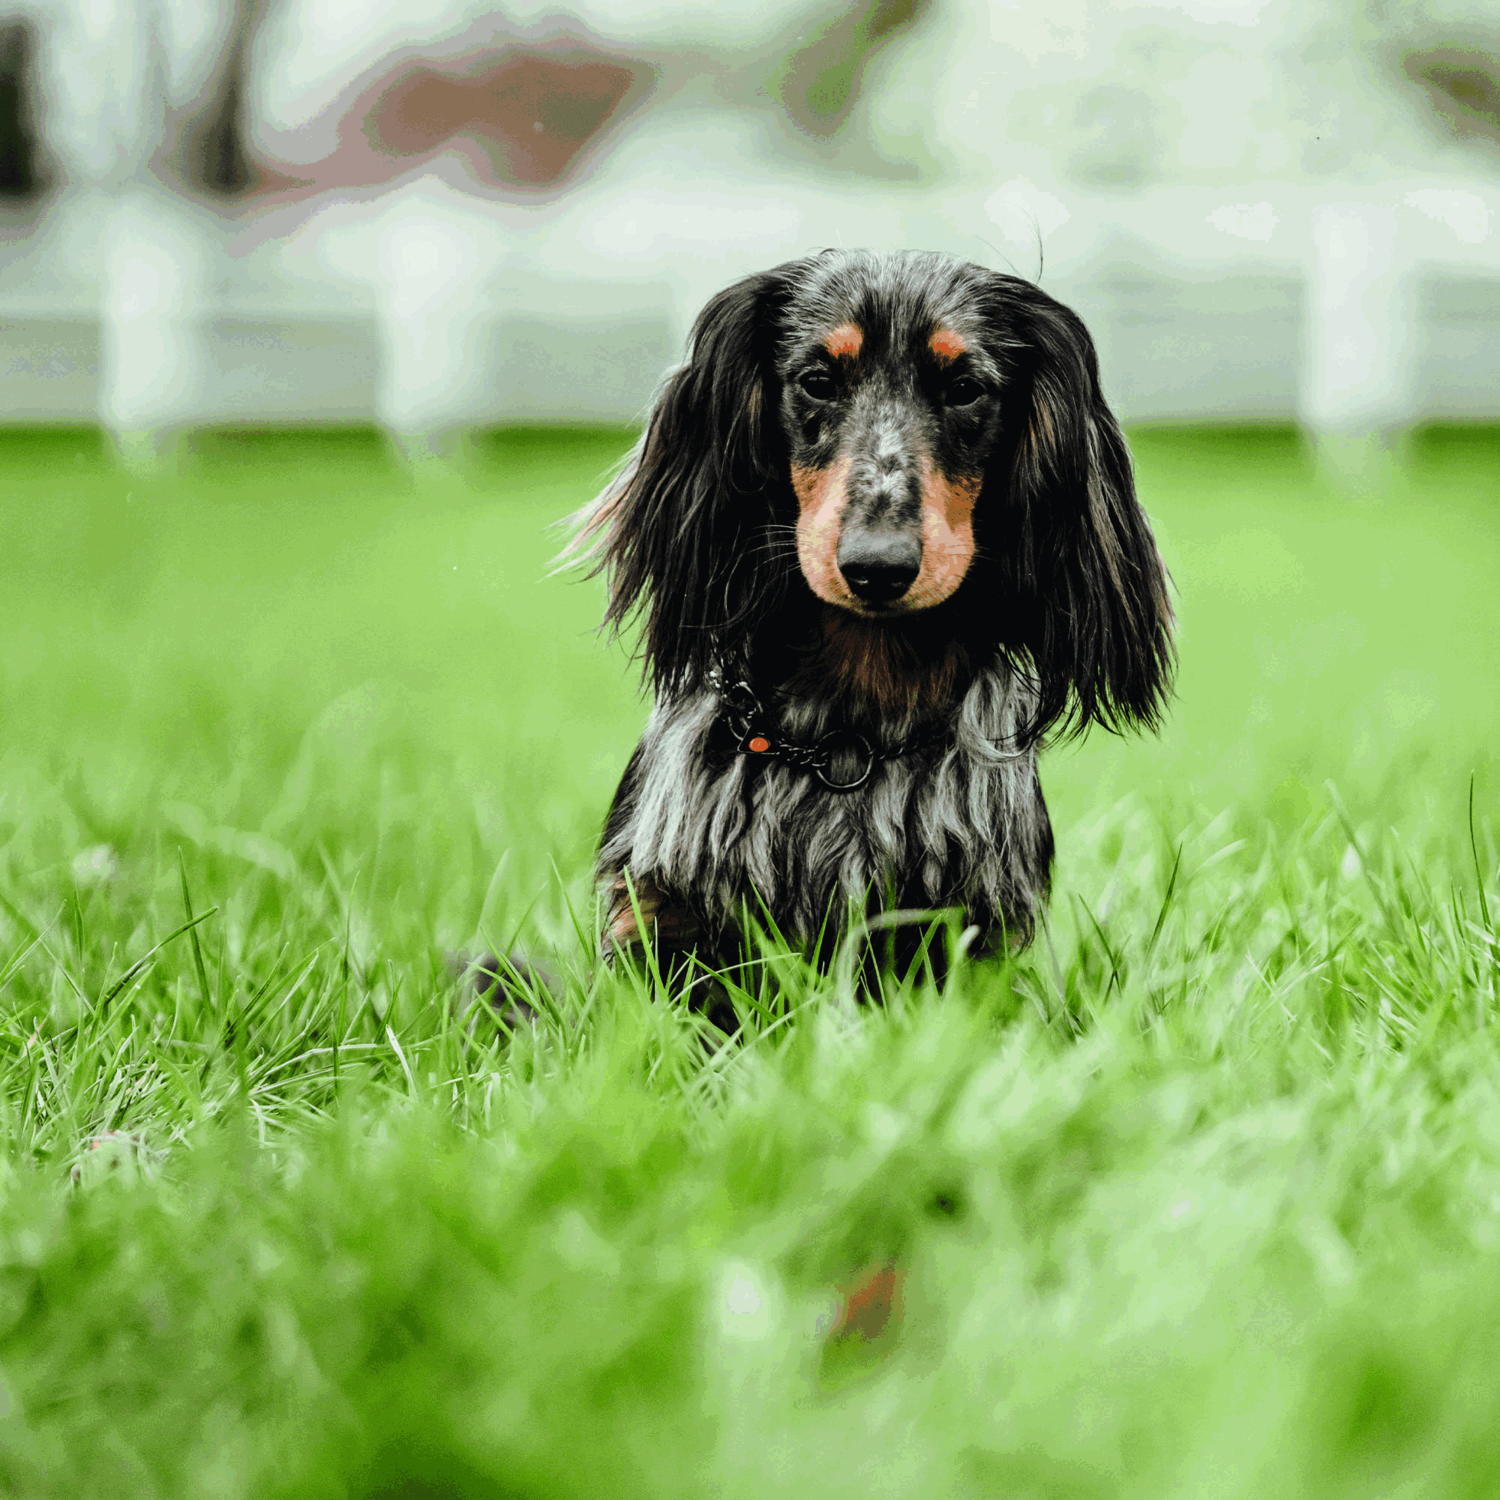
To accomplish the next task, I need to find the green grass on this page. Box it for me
[1,423,1499,1498]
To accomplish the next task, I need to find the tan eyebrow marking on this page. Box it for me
[930,327,967,363]
[824,323,863,359]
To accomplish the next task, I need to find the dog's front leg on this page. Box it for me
[603,871,702,953]
[602,871,740,1033]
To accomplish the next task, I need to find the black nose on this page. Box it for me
[837,533,922,605]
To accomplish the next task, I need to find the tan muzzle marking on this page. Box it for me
[793,455,859,610]
[907,459,978,610]
[792,454,979,614]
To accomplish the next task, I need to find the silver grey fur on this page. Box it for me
[598,656,1052,952]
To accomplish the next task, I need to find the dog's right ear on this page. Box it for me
[573,264,799,694]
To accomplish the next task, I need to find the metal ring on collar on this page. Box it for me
[813,729,874,791]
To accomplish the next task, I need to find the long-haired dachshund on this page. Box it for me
[577,249,1173,997]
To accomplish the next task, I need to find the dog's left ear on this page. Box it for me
[1000,287,1175,738]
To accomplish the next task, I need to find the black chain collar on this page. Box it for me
[705,660,956,792]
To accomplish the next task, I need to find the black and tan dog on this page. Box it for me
[575,248,1173,998]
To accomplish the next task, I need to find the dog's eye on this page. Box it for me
[798,370,838,401]
[943,376,986,408]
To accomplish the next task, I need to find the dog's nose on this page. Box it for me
[837,533,922,605]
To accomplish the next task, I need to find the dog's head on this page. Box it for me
[581,249,1173,738]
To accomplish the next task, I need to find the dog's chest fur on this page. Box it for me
[598,656,1055,952]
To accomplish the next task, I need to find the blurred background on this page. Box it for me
[0,0,1494,467]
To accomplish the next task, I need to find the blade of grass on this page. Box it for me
[99,907,219,1012]
[177,848,214,1014]
[1145,842,1184,961]
[1470,773,1493,934]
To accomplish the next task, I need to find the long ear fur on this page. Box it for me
[573,263,800,695]
[997,283,1175,739]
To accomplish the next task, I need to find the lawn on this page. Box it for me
[0,423,1498,1497]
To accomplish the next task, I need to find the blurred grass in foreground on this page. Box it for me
[0,425,1497,1497]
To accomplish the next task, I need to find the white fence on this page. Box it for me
[3,177,1495,459]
